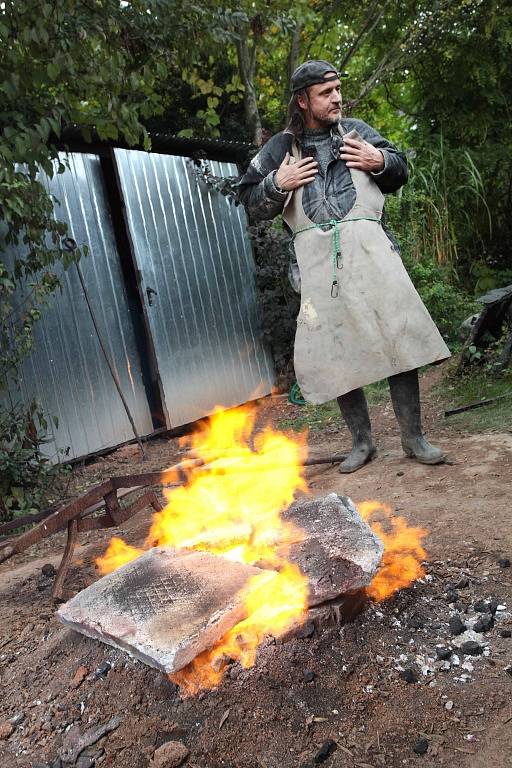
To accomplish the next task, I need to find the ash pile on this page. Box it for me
[57,494,383,677]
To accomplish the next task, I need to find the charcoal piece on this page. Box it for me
[489,599,499,615]
[281,494,383,606]
[413,739,429,755]
[314,739,337,764]
[500,629,511,638]
[400,668,419,684]
[473,614,494,633]
[436,646,452,661]
[473,599,489,613]
[460,640,483,656]
[449,615,466,636]
[498,557,511,568]
[407,614,425,629]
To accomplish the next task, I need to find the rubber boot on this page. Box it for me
[337,388,376,473]
[388,369,446,464]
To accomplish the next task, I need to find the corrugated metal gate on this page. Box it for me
[114,149,274,426]
[5,148,274,460]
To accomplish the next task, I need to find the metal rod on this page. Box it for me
[444,391,512,417]
[75,262,147,459]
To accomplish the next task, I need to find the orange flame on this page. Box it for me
[96,537,143,574]
[358,501,428,601]
[96,405,309,693]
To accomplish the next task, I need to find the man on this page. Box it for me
[238,60,450,473]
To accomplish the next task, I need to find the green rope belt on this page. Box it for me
[293,217,381,297]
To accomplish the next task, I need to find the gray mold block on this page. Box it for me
[57,547,264,674]
[283,493,384,605]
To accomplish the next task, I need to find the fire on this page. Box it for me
[96,537,143,574]
[96,403,430,694]
[358,501,428,601]
[96,404,309,692]
[172,563,308,696]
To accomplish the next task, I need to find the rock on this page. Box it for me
[460,640,483,656]
[149,740,189,768]
[42,563,57,578]
[449,615,466,636]
[70,665,89,689]
[473,599,488,613]
[498,557,511,568]
[9,712,25,726]
[60,716,121,764]
[505,666,512,677]
[473,614,494,633]
[413,738,429,755]
[400,668,419,684]
[436,646,452,661]
[499,629,511,638]
[397,471,404,477]
[454,577,470,589]
[281,494,383,606]
[76,751,94,768]
[58,548,266,675]
[445,590,459,604]
[303,670,315,683]
[445,700,454,711]
[313,739,337,764]
[0,721,14,739]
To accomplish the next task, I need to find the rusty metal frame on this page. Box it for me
[0,473,167,600]
[0,453,347,601]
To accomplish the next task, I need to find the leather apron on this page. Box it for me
[282,128,451,405]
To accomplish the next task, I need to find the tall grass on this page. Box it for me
[402,133,493,269]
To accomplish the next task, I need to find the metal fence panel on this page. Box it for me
[5,153,154,460]
[114,149,275,427]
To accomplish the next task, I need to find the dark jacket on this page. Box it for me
[237,118,408,225]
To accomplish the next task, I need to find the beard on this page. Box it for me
[311,106,342,127]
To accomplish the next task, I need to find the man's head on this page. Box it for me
[287,60,344,135]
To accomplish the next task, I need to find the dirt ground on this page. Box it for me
[1,365,511,768]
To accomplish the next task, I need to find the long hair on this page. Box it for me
[285,89,309,139]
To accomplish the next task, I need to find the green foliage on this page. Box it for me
[402,255,477,345]
[0,400,69,521]
[278,379,389,433]
[248,221,300,382]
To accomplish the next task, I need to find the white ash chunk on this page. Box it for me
[281,493,384,606]
[57,547,264,674]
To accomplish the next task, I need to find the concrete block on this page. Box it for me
[57,547,264,674]
[282,493,383,606]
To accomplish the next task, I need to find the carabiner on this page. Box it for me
[331,280,339,298]
[336,251,342,269]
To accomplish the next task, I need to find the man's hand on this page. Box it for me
[340,137,384,172]
[275,152,318,191]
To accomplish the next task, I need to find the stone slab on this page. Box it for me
[282,493,384,606]
[57,547,264,674]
